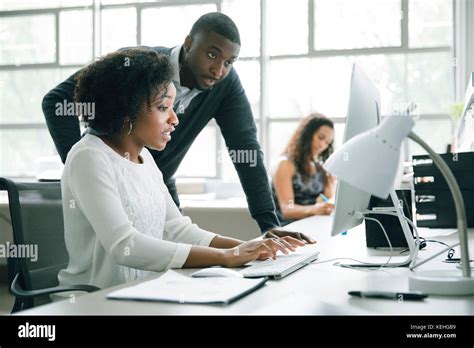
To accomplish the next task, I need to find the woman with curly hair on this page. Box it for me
[58,49,302,291]
[272,113,336,226]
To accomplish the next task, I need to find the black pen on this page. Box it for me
[348,290,428,301]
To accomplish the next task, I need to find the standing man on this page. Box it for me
[42,12,315,242]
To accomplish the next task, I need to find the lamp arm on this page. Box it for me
[408,131,470,277]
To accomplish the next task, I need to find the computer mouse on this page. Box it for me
[191,267,244,278]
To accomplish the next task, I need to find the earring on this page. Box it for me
[123,119,133,135]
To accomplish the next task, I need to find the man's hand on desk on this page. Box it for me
[264,227,316,244]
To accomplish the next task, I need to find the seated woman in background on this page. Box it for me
[272,113,336,226]
[58,49,303,291]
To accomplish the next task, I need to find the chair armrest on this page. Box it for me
[10,273,101,298]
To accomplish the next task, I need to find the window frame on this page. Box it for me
[0,0,462,179]
[261,0,455,168]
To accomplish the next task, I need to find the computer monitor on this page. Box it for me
[454,72,474,152]
[329,64,381,236]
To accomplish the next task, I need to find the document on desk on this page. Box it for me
[107,270,268,305]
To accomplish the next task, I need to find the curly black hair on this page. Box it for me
[74,48,173,135]
[284,113,334,183]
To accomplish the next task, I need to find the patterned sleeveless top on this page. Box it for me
[272,160,325,226]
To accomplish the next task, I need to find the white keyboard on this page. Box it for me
[239,245,320,279]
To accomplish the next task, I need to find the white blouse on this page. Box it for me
[58,134,216,290]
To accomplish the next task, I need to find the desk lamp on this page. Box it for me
[324,115,474,295]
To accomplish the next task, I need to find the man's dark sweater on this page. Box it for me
[42,46,280,233]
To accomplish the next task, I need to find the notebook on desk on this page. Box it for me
[107,270,268,305]
[240,244,320,279]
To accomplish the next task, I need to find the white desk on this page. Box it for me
[18,215,474,315]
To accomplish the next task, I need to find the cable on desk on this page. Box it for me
[424,239,456,259]
[310,257,393,272]
[409,241,460,270]
[359,209,421,269]
[314,211,459,271]
[326,216,396,271]
[360,209,463,271]
[323,211,420,270]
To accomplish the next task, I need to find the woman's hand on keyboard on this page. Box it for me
[223,239,292,268]
[264,228,317,244]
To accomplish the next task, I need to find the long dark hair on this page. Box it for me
[284,113,334,182]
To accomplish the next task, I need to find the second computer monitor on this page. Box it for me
[329,64,381,236]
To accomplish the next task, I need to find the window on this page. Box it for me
[221,0,260,58]
[266,0,455,168]
[141,4,217,48]
[101,7,137,55]
[314,0,401,50]
[267,0,308,55]
[0,0,458,179]
[409,0,453,48]
[175,125,217,178]
[59,10,93,64]
[233,60,260,117]
[0,15,56,65]
[0,0,92,11]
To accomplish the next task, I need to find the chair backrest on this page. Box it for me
[0,178,68,309]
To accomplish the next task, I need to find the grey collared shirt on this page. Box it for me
[170,45,202,116]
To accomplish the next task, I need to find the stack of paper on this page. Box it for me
[107,270,267,305]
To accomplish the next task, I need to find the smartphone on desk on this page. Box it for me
[444,258,474,263]
[444,258,462,263]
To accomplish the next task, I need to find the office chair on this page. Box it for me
[0,178,100,313]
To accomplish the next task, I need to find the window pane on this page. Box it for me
[0,129,58,177]
[310,57,352,118]
[406,52,454,115]
[270,57,364,119]
[0,68,77,124]
[0,0,91,11]
[351,54,407,116]
[220,136,239,182]
[175,126,216,177]
[409,0,453,48]
[234,60,260,118]
[314,0,401,50]
[268,58,311,117]
[0,15,55,65]
[267,0,308,55]
[60,10,93,65]
[221,124,261,182]
[352,52,453,116]
[101,7,137,55]
[267,122,299,170]
[410,118,453,156]
[222,0,260,58]
[141,4,217,48]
